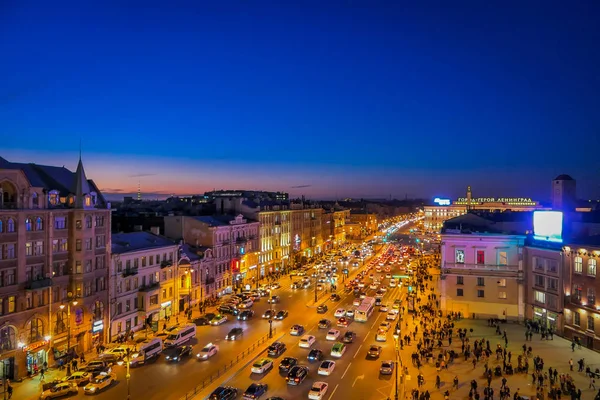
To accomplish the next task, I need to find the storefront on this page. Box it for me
[23,340,49,376]
[160,301,172,319]
[533,307,558,331]
[91,320,104,348]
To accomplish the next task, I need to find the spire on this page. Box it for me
[72,155,91,208]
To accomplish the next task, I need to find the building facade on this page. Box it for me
[164,215,259,294]
[347,211,377,240]
[322,208,350,251]
[0,156,111,380]
[290,204,324,263]
[562,243,600,350]
[523,240,564,334]
[109,232,179,341]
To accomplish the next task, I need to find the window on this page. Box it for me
[25,241,33,256]
[126,300,130,312]
[59,239,68,252]
[85,238,92,250]
[534,274,545,288]
[150,295,159,305]
[547,260,558,274]
[96,215,105,227]
[142,257,146,267]
[85,260,92,273]
[75,261,82,274]
[95,256,105,270]
[54,311,67,334]
[575,257,583,274]
[96,235,105,248]
[84,281,92,297]
[117,261,123,273]
[134,258,139,268]
[534,290,545,304]
[547,278,559,292]
[76,220,82,230]
[7,218,15,233]
[456,276,464,285]
[573,284,583,303]
[589,259,597,277]
[0,326,17,351]
[476,250,485,265]
[27,318,44,342]
[588,316,595,331]
[0,220,2,233]
[162,288,167,300]
[546,294,557,309]
[497,278,507,287]
[588,288,596,306]
[498,251,508,266]
[33,241,43,256]
[85,216,92,228]
[455,249,465,264]
[477,290,485,298]
[476,277,485,286]
[52,239,59,253]
[76,239,82,251]
[54,217,66,230]
[498,291,507,299]
[534,257,545,271]
[25,218,32,231]
[4,271,16,287]
[574,312,581,326]
[35,217,43,231]
[149,255,154,265]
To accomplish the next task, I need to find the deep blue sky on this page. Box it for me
[1,1,599,201]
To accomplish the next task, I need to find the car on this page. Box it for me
[251,358,274,374]
[368,345,382,358]
[211,314,228,325]
[379,322,391,331]
[386,311,397,321]
[238,310,255,321]
[326,329,340,341]
[290,325,305,336]
[225,327,243,340]
[385,273,392,279]
[268,295,280,304]
[343,331,356,343]
[275,310,288,320]
[197,343,218,360]
[380,360,395,375]
[330,293,341,301]
[316,304,328,314]
[318,319,331,329]
[270,282,281,289]
[40,382,79,399]
[218,305,238,315]
[308,381,329,400]
[204,312,216,321]
[286,365,309,385]
[369,283,378,290]
[192,317,210,326]
[262,309,276,319]
[316,284,324,291]
[308,349,324,362]
[334,308,346,318]
[243,382,268,399]
[337,317,350,327]
[393,299,401,309]
[279,357,298,372]
[267,342,286,357]
[291,282,301,289]
[330,342,347,358]
[376,329,387,342]
[380,286,387,293]
[345,309,355,318]
[299,335,316,348]
[209,386,238,400]
[62,371,90,386]
[380,304,389,312]
[165,345,193,362]
[104,346,131,360]
[83,372,115,394]
[238,299,254,309]
[318,360,336,376]
[352,298,361,306]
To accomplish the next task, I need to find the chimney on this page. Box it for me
[134,225,143,232]
[150,226,160,235]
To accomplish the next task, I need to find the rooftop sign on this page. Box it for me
[455,197,536,206]
[433,198,451,206]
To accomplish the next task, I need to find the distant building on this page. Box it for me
[205,190,288,202]
[551,174,577,211]
[347,210,378,240]
[0,156,111,380]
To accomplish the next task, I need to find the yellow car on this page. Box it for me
[83,372,115,394]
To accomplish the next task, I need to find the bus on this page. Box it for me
[354,297,376,322]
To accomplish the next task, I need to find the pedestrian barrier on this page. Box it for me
[178,328,276,400]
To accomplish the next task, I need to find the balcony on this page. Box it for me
[25,277,53,290]
[160,260,173,269]
[139,282,160,292]
[122,268,138,277]
[443,262,519,272]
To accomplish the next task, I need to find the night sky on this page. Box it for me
[1,1,599,201]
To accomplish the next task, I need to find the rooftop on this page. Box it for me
[112,231,176,254]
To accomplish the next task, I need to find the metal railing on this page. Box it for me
[178,328,276,400]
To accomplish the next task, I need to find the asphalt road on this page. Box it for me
[218,267,409,400]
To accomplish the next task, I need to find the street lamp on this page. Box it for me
[392,331,400,400]
[117,349,131,400]
[60,293,78,376]
[268,287,275,339]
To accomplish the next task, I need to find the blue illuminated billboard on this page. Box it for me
[533,211,563,243]
[433,198,451,206]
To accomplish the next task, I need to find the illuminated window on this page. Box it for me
[498,251,507,266]
[534,290,545,304]
[455,249,465,264]
[588,316,595,331]
[588,287,596,305]
[575,257,583,274]
[588,259,597,277]
[497,279,507,287]
[25,218,32,231]
[476,250,485,265]
[574,312,580,326]
[573,284,583,303]
[35,217,43,231]
[498,291,507,299]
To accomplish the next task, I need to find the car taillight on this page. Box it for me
[295,378,299,381]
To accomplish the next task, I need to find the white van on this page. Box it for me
[129,338,163,366]
[164,324,196,348]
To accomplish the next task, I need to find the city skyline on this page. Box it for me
[2,2,600,200]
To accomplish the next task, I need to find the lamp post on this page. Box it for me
[268,287,274,339]
[393,332,400,400]
[117,349,131,400]
[60,293,78,376]
[314,268,318,304]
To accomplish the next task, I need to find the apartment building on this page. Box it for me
[0,156,111,380]
[439,213,528,321]
[322,207,350,251]
[347,210,377,240]
[109,231,178,341]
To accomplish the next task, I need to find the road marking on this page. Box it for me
[352,374,365,387]
[362,335,367,343]
[327,384,339,400]
[341,362,352,379]
[354,344,363,358]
